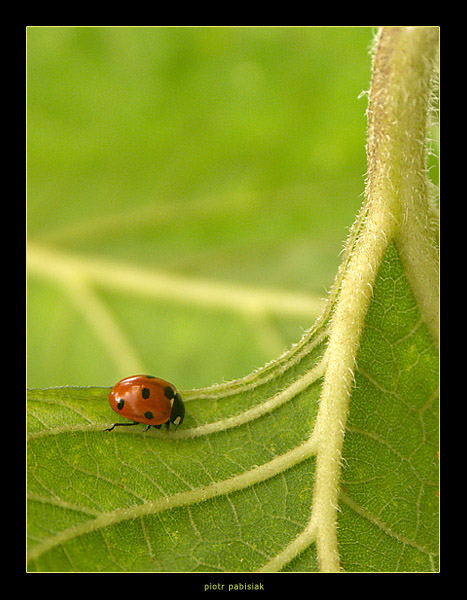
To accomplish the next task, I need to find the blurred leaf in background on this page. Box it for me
[28,26,381,389]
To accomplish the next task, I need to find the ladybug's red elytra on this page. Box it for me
[105,375,185,432]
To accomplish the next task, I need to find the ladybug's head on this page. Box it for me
[170,392,185,428]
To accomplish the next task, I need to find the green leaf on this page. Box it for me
[27,27,372,390]
[27,27,439,572]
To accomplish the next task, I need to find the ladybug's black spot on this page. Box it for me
[117,398,125,410]
[145,375,156,379]
[164,386,175,400]
[144,411,154,420]
[142,387,150,399]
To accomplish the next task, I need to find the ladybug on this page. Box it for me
[104,375,185,432]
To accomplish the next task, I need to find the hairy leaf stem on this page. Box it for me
[312,26,439,572]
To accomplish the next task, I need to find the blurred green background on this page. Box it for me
[28,26,435,390]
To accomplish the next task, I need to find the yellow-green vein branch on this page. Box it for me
[27,359,326,441]
[27,436,318,564]
[27,243,324,320]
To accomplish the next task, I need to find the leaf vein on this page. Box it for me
[27,437,317,563]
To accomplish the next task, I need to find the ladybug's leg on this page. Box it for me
[143,425,161,433]
[143,424,162,432]
[165,421,170,431]
[104,421,140,432]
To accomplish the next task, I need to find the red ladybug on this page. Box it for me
[105,375,185,432]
